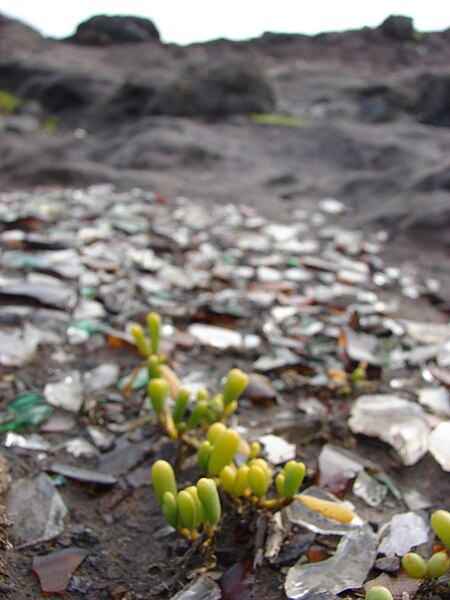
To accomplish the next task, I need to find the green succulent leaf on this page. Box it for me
[283,461,306,497]
[172,387,190,423]
[431,509,450,549]
[151,460,177,504]
[248,464,270,498]
[207,428,240,476]
[130,324,150,356]
[162,491,178,528]
[197,440,212,472]
[146,312,161,354]
[148,377,169,414]
[222,369,249,407]
[426,551,450,579]
[177,490,197,531]
[401,552,428,579]
[232,464,250,497]
[219,465,236,494]
[197,477,221,527]
[365,586,393,600]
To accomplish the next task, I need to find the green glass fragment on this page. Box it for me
[70,320,102,334]
[117,367,149,391]
[372,472,402,500]
[0,391,54,432]
[286,257,300,267]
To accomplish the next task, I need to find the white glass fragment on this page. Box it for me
[44,371,84,412]
[378,512,429,558]
[428,421,450,471]
[259,434,296,464]
[4,432,52,452]
[348,395,430,466]
[418,387,450,417]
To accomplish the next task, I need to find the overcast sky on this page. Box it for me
[1,0,450,44]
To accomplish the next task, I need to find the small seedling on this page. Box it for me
[151,459,221,540]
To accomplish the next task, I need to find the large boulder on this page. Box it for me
[413,72,450,126]
[68,15,160,45]
[379,15,414,41]
[147,58,276,116]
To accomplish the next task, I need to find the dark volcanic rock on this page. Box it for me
[414,71,450,126]
[147,58,276,116]
[379,14,415,41]
[67,14,160,45]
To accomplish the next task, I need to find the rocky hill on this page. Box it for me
[0,13,449,279]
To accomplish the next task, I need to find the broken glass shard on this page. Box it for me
[285,487,361,535]
[402,489,432,511]
[170,574,222,599]
[352,471,387,507]
[40,413,76,433]
[73,298,106,320]
[0,391,53,432]
[418,387,450,417]
[319,198,346,215]
[0,322,42,366]
[259,434,296,464]
[378,512,429,558]
[401,320,450,345]
[33,548,88,594]
[318,444,365,487]
[97,436,154,476]
[284,524,377,599]
[428,421,450,471]
[117,366,149,392]
[341,327,381,366]
[48,462,117,485]
[4,432,52,452]
[187,323,260,350]
[6,473,67,546]
[0,281,77,310]
[243,373,277,404]
[348,395,430,466]
[63,438,99,458]
[44,371,84,412]
[87,425,115,451]
[84,363,120,393]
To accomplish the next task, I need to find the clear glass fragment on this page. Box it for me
[418,387,450,417]
[378,512,429,558]
[284,524,377,599]
[6,473,67,546]
[49,462,117,485]
[44,371,84,412]
[352,470,387,507]
[0,323,42,366]
[84,363,120,393]
[318,444,365,487]
[349,395,430,466]
[4,432,52,452]
[170,574,222,599]
[63,438,99,458]
[259,434,296,464]
[428,420,450,471]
